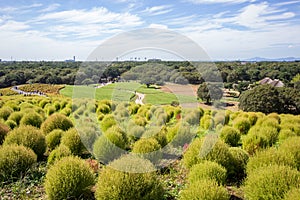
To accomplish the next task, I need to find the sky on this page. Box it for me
[0,0,300,61]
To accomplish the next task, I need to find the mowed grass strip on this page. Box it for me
[60,82,197,105]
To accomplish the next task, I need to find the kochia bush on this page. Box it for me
[20,112,43,128]
[219,126,241,147]
[46,129,64,151]
[41,113,73,134]
[179,179,230,200]
[3,125,46,159]
[95,155,164,200]
[47,145,72,166]
[244,165,300,200]
[132,138,161,163]
[44,156,95,200]
[0,145,37,181]
[60,128,85,156]
[188,161,227,185]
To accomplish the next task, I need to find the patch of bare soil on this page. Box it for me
[161,83,239,111]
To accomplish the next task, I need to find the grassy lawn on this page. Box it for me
[60,82,197,105]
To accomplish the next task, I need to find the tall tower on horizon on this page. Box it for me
[73,56,75,61]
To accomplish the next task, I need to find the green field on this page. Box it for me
[60,82,198,105]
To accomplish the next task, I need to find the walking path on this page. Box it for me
[11,86,47,97]
[135,92,145,105]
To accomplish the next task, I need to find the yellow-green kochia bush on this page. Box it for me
[179,179,230,200]
[188,161,227,185]
[7,111,23,125]
[246,147,296,174]
[183,136,233,175]
[284,188,300,200]
[219,126,241,147]
[45,129,64,151]
[3,125,46,159]
[47,145,71,166]
[60,128,85,156]
[132,138,162,163]
[228,147,249,183]
[95,155,164,200]
[44,156,95,200]
[20,112,43,128]
[0,107,13,121]
[232,117,251,134]
[278,136,300,170]
[244,165,300,200]
[41,113,73,134]
[0,145,37,181]
[93,135,124,164]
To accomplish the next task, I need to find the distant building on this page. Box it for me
[259,77,284,87]
[65,56,75,62]
[147,58,162,62]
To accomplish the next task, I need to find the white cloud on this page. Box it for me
[275,1,300,6]
[143,5,173,16]
[39,3,60,13]
[184,0,256,4]
[148,23,168,29]
[0,20,30,31]
[32,7,143,39]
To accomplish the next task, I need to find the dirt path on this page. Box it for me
[11,86,47,97]
[135,92,145,105]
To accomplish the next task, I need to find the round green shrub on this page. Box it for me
[104,125,127,149]
[0,122,10,145]
[46,129,64,151]
[96,103,111,115]
[0,145,37,181]
[183,109,201,126]
[278,136,300,169]
[244,165,300,200]
[183,136,233,174]
[134,115,147,126]
[284,188,300,200]
[95,155,164,200]
[100,114,116,132]
[247,112,258,126]
[127,124,144,142]
[228,147,249,182]
[180,179,230,200]
[5,119,16,130]
[93,135,124,164]
[279,129,297,143]
[142,126,167,146]
[44,156,95,200]
[132,138,161,163]
[247,147,295,174]
[60,128,84,156]
[200,115,214,130]
[232,117,251,134]
[168,123,194,147]
[219,126,241,147]
[7,111,23,125]
[188,161,227,185]
[41,113,73,134]
[47,145,72,166]
[20,112,43,128]
[183,138,204,168]
[0,107,13,121]
[242,127,269,155]
[3,125,46,159]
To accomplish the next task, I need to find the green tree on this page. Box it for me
[197,83,223,104]
[239,85,300,114]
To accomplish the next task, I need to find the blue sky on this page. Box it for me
[0,0,299,61]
